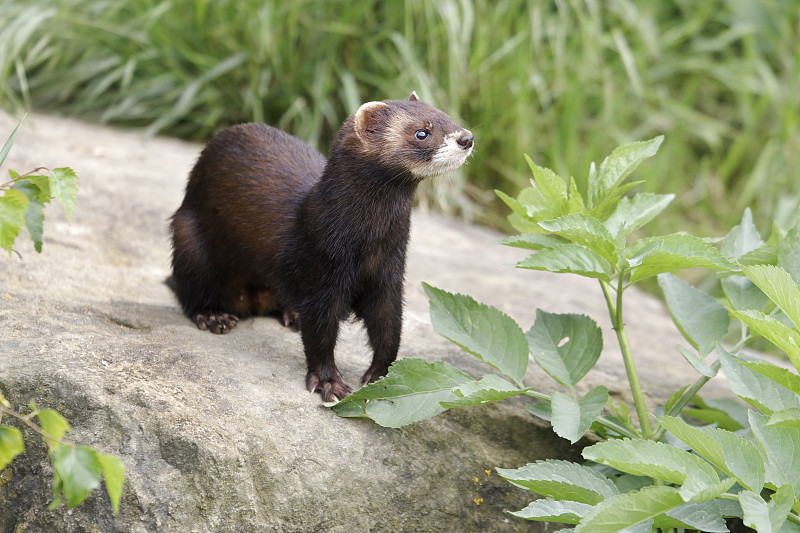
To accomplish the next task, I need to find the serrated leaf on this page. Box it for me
[440,374,532,408]
[36,409,71,448]
[0,426,24,469]
[778,222,800,285]
[676,345,717,377]
[629,233,736,283]
[422,283,528,385]
[722,208,765,259]
[730,309,800,370]
[722,275,770,312]
[766,409,800,429]
[538,213,618,265]
[603,192,674,240]
[749,411,800,493]
[582,438,721,501]
[516,243,612,281]
[524,154,569,216]
[48,167,78,222]
[526,310,603,390]
[496,459,618,504]
[737,360,800,396]
[510,498,592,523]
[330,358,474,427]
[742,264,800,329]
[567,176,585,213]
[659,415,765,492]
[550,386,609,444]
[658,273,729,356]
[718,347,800,414]
[499,233,562,250]
[739,486,795,533]
[589,136,663,207]
[682,397,747,432]
[739,244,779,266]
[0,114,25,167]
[0,189,29,253]
[665,501,729,533]
[98,454,125,515]
[589,180,645,222]
[574,485,682,533]
[11,181,45,252]
[50,445,102,509]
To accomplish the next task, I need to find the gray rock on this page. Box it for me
[0,112,728,532]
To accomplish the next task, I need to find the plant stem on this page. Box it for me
[0,406,72,448]
[600,277,654,439]
[652,359,722,441]
[0,166,49,189]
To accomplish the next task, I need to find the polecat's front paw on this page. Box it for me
[306,369,353,402]
[193,312,238,334]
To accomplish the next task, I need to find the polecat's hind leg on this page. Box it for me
[170,210,239,333]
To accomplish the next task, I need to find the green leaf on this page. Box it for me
[11,181,46,252]
[550,386,609,444]
[749,411,800,493]
[665,501,729,533]
[721,208,765,259]
[524,154,569,217]
[48,167,78,222]
[676,345,717,377]
[730,309,800,370]
[722,275,770,312]
[742,264,800,329]
[510,498,591,524]
[98,454,125,515]
[765,409,800,429]
[422,283,528,385]
[582,438,723,501]
[526,310,603,390]
[658,273,729,356]
[567,176,585,213]
[603,192,674,240]
[778,222,800,284]
[0,188,29,253]
[36,409,71,448]
[516,243,612,281]
[682,397,747,431]
[50,445,102,509]
[496,459,618,505]
[574,485,682,533]
[739,485,795,533]
[659,415,765,492]
[0,425,24,469]
[628,233,736,283]
[440,374,532,408]
[589,135,663,207]
[330,358,474,427]
[538,213,618,265]
[499,233,562,250]
[0,114,25,167]
[737,359,800,396]
[718,347,800,414]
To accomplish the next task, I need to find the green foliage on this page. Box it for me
[0,393,125,513]
[0,116,79,254]
[331,137,800,530]
[2,1,800,234]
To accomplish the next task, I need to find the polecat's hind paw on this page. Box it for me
[360,363,391,386]
[306,370,353,402]
[193,312,238,334]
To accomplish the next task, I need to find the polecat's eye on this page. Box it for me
[414,129,430,141]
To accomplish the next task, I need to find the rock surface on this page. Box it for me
[0,112,728,532]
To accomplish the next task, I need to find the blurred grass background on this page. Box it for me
[1,0,798,238]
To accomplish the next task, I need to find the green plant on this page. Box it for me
[1,119,124,513]
[0,115,77,254]
[331,137,800,531]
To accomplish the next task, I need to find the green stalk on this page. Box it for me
[600,276,654,439]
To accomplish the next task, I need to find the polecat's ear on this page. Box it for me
[353,101,388,138]
[408,91,419,101]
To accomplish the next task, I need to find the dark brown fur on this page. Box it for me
[170,93,473,401]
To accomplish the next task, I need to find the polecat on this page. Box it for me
[169,92,474,401]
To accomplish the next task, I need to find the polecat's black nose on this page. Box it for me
[457,131,474,149]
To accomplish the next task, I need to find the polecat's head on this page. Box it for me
[342,91,474,178]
